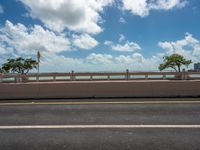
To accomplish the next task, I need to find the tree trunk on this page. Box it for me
[178,65,181,72]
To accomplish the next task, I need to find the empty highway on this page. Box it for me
[0,98,200,150]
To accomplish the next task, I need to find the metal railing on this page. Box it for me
[0,70,200,83]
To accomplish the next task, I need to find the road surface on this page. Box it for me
[0,98,200,150]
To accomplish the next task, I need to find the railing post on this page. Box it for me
[53,75,56,81]
[126,69,129,80]
[36,74,39,82]
[163,74,166,80]
[90,75,93,80]
[181,69,187,80]
[108,75,110,80]
[71,70,75,81]
[0,74,2,83]
[145,74,148,80]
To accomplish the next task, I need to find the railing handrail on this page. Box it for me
[0,71,185,75]
[0,71,197,76]
[0,71,200,83]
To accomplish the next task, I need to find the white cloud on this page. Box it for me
[0,4,3,14]
[158,41,174,53]
[151,0,188,10]
[0,20,71,55]
[85,52,163,71]
[119,34,125,42]
[40,52,83,72]
[86,53,113,64]
[132,53,144,62]
[0,43,9,55]
[122,0,188,17]
[123,0,149,17]
[115,53,145,64]
[111,41,141,52]
[19,0,113,34]
[105,35,141,52]
[158,33,200,62]
[72,34,98,50]
[119,17,126,24]
[115,55,134,64]
[104,40,113,45]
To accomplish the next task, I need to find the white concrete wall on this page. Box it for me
[0,80,200,99]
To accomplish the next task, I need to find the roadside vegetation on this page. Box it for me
[159,54,192,72]
[0,57,37,74]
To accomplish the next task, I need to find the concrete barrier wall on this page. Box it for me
[0,80,200,99]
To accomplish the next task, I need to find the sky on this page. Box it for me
[0,0,200,72]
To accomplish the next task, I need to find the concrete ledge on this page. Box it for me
[0,80,200,99]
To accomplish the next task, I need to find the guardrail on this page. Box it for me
[0,70,200,83]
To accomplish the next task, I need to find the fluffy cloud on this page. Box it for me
[0,44,10,55]
[111,41,141,52]
[123,0,149,17]
[158,33,200,62]
[115,55,134,64]
[0,20,71,55]
[0,4,3,13]
[132,53,144,62]
[105,35,141,52]
[84,52,162,71]
[122,0,188,17]
[41,52,84,72]
[115,53,145,64]
[86,53,113,64]
[72,34,98,50]
[19,0,113,34]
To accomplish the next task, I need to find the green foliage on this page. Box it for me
[1,57,38,74]
[159,54,192,72]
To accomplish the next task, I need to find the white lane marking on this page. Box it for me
[0,125,200,129]
[1,101,200,106]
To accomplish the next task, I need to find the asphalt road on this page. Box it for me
[0,99,200,150]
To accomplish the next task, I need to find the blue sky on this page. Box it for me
[0,0,200,72]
